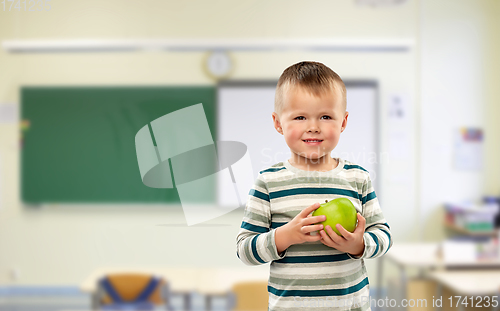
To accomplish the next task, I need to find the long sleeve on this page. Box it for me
[349,175,393,260]
[236,172,288,266]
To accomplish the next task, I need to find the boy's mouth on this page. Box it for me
[303,139,323,145]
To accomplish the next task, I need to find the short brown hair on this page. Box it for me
[274,61,346,116]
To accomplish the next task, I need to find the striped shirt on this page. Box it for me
[236,158,393,311]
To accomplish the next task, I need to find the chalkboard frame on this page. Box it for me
[20,86,217,204]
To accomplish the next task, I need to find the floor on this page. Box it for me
[0,287,382,311]
[0,288,230,311]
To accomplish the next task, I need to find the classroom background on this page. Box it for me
[0,0,499,310]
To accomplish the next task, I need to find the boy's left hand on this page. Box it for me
[319,213,366,257]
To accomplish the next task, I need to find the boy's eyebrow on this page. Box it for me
[288,110,337,115]
[293,110,337,115]
[288,112,339,119]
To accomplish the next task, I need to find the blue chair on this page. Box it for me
[95,273,174,310]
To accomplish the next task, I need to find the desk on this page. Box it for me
[430,270,500,311]
[80,266,270,311]
[386,242,500,270]
[430,270,500,296]
[384,242,442,306]
[382,243,500,308]
[196,268,269,311]
[385,243,441,268]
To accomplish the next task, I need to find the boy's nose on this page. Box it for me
[307,124,320,133]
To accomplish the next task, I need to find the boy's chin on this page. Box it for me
[296,154,333,162]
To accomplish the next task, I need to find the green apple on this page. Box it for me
[312,198,357,236]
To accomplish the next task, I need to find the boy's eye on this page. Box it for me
[294,116,305,120]
[321,116,332,119]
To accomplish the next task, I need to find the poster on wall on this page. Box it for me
[453,127,483,170]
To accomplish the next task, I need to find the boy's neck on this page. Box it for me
[288,155,339,172]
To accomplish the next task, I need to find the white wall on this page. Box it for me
[0,0,497,286]
[420,0,500,240]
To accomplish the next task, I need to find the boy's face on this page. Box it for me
[272,85,348,165]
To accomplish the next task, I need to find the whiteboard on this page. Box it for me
[217,81,379,207]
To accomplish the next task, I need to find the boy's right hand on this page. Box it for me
[275,202,325,253]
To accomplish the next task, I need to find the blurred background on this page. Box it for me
[0,0,499,310]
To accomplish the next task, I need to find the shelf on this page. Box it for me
[444,220,499,237]
[2,38,415,53]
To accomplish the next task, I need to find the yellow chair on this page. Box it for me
[95,273,174,310]
[229,280,269,311]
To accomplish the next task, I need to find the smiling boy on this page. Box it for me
[236,61,393,311]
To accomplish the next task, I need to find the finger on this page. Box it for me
[319,230,329,242]
[319,229,338,246]
[306,233,323,242]
[302,215,326,226]
[325,225,346,244]
[319,231,339,248]
[356,212,365,222]
[336,224,353,240]
[354,213,366,233]
[320,238,336,248]
[299,202,320,218]
[320,238,331,247]
[301,224,324,234]
[358,213,366,226]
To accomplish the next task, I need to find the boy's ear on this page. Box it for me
[272,112,283,135]
[340,111,349,133]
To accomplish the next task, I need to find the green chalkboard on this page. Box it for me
[21,86,216,204]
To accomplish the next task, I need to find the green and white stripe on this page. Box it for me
[236,158,393,310]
